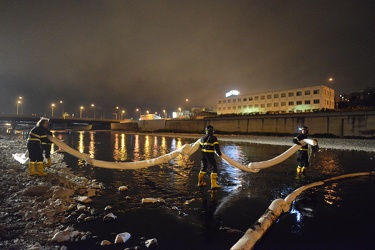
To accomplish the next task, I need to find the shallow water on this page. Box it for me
[54,131,375,250]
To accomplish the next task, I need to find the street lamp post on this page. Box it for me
[163,110,166,118]
[51,103,55,117]
[121,110,125,120]
[91,104,96,119]
[136,108,141,120]
[116,107,120,120]
[16,100,21,115]
[60,100,64,117]
[80,106,84,118]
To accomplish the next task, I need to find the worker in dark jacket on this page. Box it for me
[198,125,222,188]
[27,117,51,176]
[293,126,309,175]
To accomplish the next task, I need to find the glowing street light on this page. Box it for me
[51,103,55,117]
[16,100,22,115]
[116,107,120,120]
[60,100,64,117]
[91,104,96,119]
[121,110,125,120]
[163,109,166,118]
[136,108,141,119]
[80,106,84,118]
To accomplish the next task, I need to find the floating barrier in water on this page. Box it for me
[230,171,375,250]
[45,135,317,172]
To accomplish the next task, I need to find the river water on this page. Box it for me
[53,131,375,250]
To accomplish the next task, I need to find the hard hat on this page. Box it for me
[205,125,214,134]
[299,126,308,132]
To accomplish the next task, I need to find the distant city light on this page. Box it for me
[225,90,240,97]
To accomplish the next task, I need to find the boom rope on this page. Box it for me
[230,171,375,250]
[43,136,317,171]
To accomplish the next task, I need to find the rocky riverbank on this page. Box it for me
[0,133,104,250]
[1,132,374,250]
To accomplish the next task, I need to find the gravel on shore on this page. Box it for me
[0,132,374,249]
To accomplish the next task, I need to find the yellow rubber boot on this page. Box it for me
[46,158,52,167]
[301,167,306,174]
[296,166,302,174]
[210,173,221,189]
[37,162,47,176]
[197,171,207,187]
[29,162,37,176]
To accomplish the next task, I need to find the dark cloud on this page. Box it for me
[1,0,374,117]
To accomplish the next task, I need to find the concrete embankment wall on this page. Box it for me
[115,110,375,138]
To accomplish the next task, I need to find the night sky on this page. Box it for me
[1,0,374,118]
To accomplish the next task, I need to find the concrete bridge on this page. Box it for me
[0,115,123,131]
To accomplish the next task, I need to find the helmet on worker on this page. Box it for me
[300,126,308,133]
[205,125,215,134]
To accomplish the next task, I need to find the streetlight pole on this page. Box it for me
[116,107,120,120]
[91,104,96,119]
[51,103,55,117]
[136,108,141,120]
[60,100,64,117]
[121,110,125,120]
[163,110,166,118]
[16,100,21,115]
[80,106,84,118]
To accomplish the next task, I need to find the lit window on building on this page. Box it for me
[267,95,272,99]
[305,100,311,104]
[296,91,302,96]
[274,94,279,98]
[281,93,286,97]
[288,92,294,97]
[261,95,265,100]
[305,90,311,95]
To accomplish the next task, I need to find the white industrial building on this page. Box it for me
[217,85,335,115]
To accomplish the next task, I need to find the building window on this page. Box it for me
[261,95,265,100]
[296,101,302,105]
[243,105,247,108]
[228,100,231,103]
[238,98,241,102]
[223,100,226,103]
[296,91,302,96]
[261,104,265,108]
[267,95,272,99]
[238,106,241,109]
[255,96,259,100]
[313,89,319,94]
[281,93,286,97]
[274,103,279,107]
[314,99,320,104]
[274,94,279,98]
[249,105,253,108]
[255,104,259,108]
[228,107,231,110]
[267,103,272,107]
[233,99,236,103]
[243,98,247,101]
[281,102,286,106]
[218,100,222,104]
[233,106,236,109]
[249,97,253,101]
[288,92,294,97]
[305,90,311,95]
[288,101,294,105]
[305,100,311,104]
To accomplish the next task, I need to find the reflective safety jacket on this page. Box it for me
[200,134,222,156]
[28,126,52,144]
[293,133,308,151]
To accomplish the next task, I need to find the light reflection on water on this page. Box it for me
[53,131,375,249]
